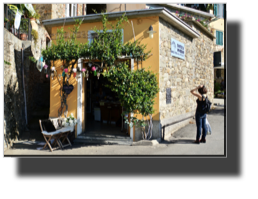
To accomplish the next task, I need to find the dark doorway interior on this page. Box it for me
[86,4,107,15]
[83,62,128,136]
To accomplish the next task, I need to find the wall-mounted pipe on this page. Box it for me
[21,48,28,125]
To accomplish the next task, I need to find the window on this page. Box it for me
[216,31,223,45]
[214,4,224,18]
[88,29,124,45]
[216,69,221,78]
[65,4,77,17]
[46,37,51,48]
[86,4,106,15]
[214,51,221,67]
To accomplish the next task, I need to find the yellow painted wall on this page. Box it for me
[210,18,224,32]
[49,61,78,118]
[210,18,224,47]
[49,15,160,137]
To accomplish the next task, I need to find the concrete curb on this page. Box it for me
[131,139,161,146]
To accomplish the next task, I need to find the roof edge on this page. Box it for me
[164,4,214,18]
[42,8,200,39]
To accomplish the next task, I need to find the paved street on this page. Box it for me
[4,100,225,156]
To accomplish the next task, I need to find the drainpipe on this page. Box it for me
[21,47,28,125]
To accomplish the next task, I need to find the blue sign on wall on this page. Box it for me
[171,38,185,60]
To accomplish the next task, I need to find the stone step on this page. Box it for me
[79,133,130,139]
[74,134,132,146]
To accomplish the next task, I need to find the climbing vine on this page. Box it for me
[41,12,158,139]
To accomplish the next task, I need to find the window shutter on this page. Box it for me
[219,32,221,45]
[88,29,124,45]
[73,4,77,16]
[214,4,217,16]
[216,31,219,45]
[219,4,223,18]
[65,4,69,17]
[220,32,223,45]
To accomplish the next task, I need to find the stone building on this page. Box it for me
[4,4,52,148]
[4,4,217,148]
[42,6,215,141]
[209,4,225,92]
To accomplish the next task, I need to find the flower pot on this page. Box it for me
[117,55,125,59]
[20,33,28,41]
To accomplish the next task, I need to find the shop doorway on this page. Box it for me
[82,62,128,137]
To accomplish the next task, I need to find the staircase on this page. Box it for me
[26,81,50,141]
[26,107,49,141]
[74,133,133,146]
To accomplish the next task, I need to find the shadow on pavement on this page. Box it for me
[160,139,196,144]
[10,141,125,151]
[208,108,225,116]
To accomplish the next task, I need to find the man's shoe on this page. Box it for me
[200,138,206,143]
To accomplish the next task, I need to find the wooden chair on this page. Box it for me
[39,119,73,152]
[51,118,73,149]
[39,120,62,152]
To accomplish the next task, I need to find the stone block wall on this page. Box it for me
[35,4,85,20]
[33,4,52,21]
[52,4,66,19]
[4,29,27,145]
[159,18,214,137]
[77,4,84,16]
[4,25,51,146]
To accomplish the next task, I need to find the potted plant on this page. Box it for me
[25,5,41,21]
[20,18,28,40]
[64,113,77,127]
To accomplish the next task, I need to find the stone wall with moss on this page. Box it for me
[33,4,52,21]
[4,29,27,146]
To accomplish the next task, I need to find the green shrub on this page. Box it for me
[103,62,159,127]
[31,29,38,44]
[214,82,221,93]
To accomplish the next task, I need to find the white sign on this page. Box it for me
[14,9,21,29]
[171,38,185,60]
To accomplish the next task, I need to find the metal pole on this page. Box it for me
[28,18,31,40]
[121,106,123,132]
[6,5,9,30]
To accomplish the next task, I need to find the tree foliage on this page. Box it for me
[103,62,159,129]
